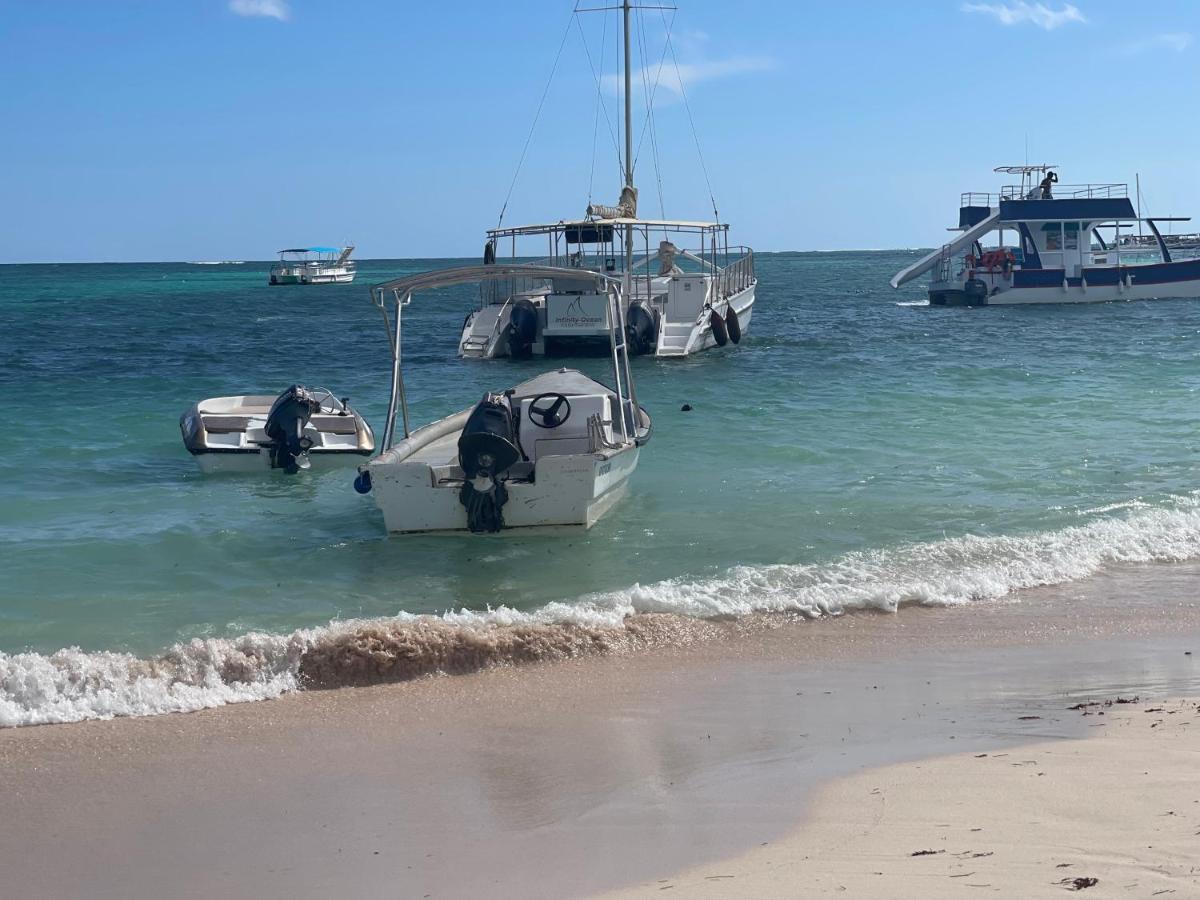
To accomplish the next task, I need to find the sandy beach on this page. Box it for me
[4,562,1200,898]
[609,697,1200,898]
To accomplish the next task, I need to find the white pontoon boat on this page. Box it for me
[181,386,375,473]
[354,265,652,534]
[458,0,755,359]
[268,246,356,285]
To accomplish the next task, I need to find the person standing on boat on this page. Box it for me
[1039,170,1058,199]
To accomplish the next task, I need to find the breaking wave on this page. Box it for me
[6,494,1200,728]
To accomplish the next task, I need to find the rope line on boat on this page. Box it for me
[496,10,576,229]
[574,8,625,192]
[585,6,611,209]
[662,7,718,222]
[633,6,671,217]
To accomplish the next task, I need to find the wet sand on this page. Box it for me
[608,697,1200,898]
[3,562,1200,898]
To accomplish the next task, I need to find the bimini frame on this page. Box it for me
[369,264,644,450]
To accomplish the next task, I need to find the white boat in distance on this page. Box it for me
[354,264,652,534]
[459,0,755,359]
[268,246,355,285]
[892,165,1200,305]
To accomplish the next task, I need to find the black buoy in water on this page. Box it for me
[680,403,693,412]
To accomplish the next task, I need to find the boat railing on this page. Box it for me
[932,243,955,284]
[960,192,998,208]
[714,248,755,301]
[999,182,1128,201]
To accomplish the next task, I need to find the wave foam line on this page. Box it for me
[5,496,1200,727]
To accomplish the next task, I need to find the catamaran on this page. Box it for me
[892,165,1200,305]
[268,246,356,285]
[458,1,755,359]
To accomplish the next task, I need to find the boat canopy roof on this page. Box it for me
[279,246,342,253]
[371,263,618,302]
[488,218,727,239]
[994,164,1058,174]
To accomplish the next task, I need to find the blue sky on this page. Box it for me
[2,0,1198,262]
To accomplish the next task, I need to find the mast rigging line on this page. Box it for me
[661,7,718,222]
[585,8,611,207]
[495,11,576,229]
[574,9,625,190]
[634,6,671,217]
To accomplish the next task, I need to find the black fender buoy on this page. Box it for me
[353,471,372,494]
[709,308,728,346]
[725,306,741,344]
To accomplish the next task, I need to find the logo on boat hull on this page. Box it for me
[550,294,606,330]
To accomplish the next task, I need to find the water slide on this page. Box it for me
[890,210,1001,288]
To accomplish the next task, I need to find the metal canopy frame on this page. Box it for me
[369,264,643,452]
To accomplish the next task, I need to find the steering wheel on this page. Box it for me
[527,393,572,429]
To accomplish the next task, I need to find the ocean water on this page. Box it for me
[3,253,1200,725]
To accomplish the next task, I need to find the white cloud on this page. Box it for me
[229,0,290,21]
[961,2,1086,30]
[1122,32,1193,54]
[603,56,774,100]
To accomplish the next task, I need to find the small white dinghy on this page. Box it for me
[181,385,375,474]
[353,265,652,534]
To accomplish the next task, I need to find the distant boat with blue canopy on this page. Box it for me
[892,165,1200,305]
[269,245,356,285]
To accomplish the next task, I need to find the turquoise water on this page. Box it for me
[4,254,1200,724]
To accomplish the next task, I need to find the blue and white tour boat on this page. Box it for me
[892,165,1200,305]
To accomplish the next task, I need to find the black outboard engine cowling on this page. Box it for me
[507,297,538,358]
[265,385,323,474]
[457,392,522,532]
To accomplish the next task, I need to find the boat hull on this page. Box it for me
[191,448,370,474]
[269,271,355,285]
[931,274,1200,306]
[367,444,639,534]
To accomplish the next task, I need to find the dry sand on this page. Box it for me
[608,697,1200,898]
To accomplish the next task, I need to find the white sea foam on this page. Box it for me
[6,495,1200,728]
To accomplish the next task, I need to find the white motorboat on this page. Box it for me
[181,385,375,474]
[354,264,652,534]
[268,246,356,285]
[458,0,755,360]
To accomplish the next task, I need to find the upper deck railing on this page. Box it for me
[961,183,1128,208]
[999,182,1128,200]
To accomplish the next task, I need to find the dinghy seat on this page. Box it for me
[200,415,255,434]
[309,415,359,435]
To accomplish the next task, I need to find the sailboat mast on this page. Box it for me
[622,0,634,296]
[623,0,633,190]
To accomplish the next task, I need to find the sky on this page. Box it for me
[2,0,1198,262]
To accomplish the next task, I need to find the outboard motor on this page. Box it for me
[457,392,522,532]
[964,278,989,306]
[626,301,658,356]
[507,297,538,358]
[265,385,323,474]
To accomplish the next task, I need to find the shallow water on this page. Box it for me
[3,253,1200,724]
